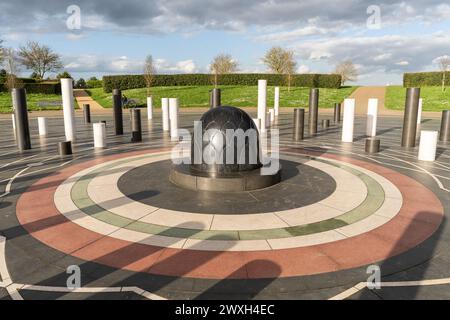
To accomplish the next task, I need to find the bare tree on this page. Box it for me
[262,47,297,91]
[143,54,156,96]
[3,48,23,91]
[210,54,238,87]
[18,41,62,80]
[283,49,297,92]
[0,40,4,65]
[436,55,450,92]
[334,60,358,86]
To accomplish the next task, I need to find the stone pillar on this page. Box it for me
[366,98,378,137]
[38,117,48,136]
[61,78,76,142]
[58,141,72,156]
[401,87,420,147]
[322,119,330,129]
[342,99,355,142]
[365,138,380,153]
[293,108,305,141]
[112,89,123,135]
[418,131,438,161]
[439,110,450,142]
[210,88,221,108]
[83,104,91,124]
[12,88,31,151]
[334,103,341,123]
[93,122,107,148]
[169,98,179,140]
[130,109,142,142]
[12,114,16,138]
[269,108,275,122]
[147,96,153,120]
[274,87,280,116]
[266,112,271,129]
[258,80,267,132]
[162,98,170,131]
[308,88,319,135]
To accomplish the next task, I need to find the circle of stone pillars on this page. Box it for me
[257,79,267,132]
[308,88,319,135]
[293,108,305,141]
[334,103,341,123]
[366,98,378,137]
[112,89,124,135]
[169,98,179,141]
[418,130,438,161]
[12,88,31,151]
[439,110,450,142]
[274,86,280,116]
[341,98,355,142]
[83,104,91,124]
[161,98,170,132]
[61,78,76,142]
[130,108,142,143]
[401,87,420,147]
[38,117,48,136]
[147,96,153,120]
[93,122,107,149]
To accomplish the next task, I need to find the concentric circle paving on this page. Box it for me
[16,148,444,279]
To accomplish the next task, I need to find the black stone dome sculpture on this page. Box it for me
[191,106,262,175]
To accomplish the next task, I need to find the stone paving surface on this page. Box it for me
[0,107,449,299]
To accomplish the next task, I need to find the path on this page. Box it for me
[73,89,105,111]
[348,86,390,115]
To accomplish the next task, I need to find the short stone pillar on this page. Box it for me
[439,110,450,142]
[322,119,330,129]
[293,108,305,141]
[401,87,420,147]
[274,87,280,116]
[418,131,438,161]
[130,109,142,143]
[112,89,123,135]
[258,80,267,132]
[269,108,275,122]
[210,88,221,108]
[147,96,153,120]
[38,117,48,136]
[93,122,107,148]
[334,103,341,123]
[12,88,31,151]
[161,98,170,131]
[309,88,319,135]
[58,141,72,156]
[365,138,380,153]
[169,98,179,140]
[83,104,91,124]
[342,99,355,142]
[265,112,271,128]
[61,78,76,142]
[366,98,378,137]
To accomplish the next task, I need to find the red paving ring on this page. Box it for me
[16,148,444,279]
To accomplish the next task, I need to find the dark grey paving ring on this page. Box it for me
[117,159,336,215]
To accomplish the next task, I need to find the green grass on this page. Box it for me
[385,86,450,112]
[87,85,357,109]
[0,92,78,113]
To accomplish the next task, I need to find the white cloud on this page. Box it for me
[395,61,409,66]
[297,65,310,73]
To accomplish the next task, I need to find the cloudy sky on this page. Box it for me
[1,0,450,85]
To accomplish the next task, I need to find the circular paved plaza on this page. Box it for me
[0,111,449,300]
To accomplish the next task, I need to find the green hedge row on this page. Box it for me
[403,71,450,87]
[0,82,61,94]
[103,73,342,92]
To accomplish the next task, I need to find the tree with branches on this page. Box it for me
[210,54,238,87]
[3,48,23,91]
[0,40,4,65]
[262,47,297,91]
[436,55,450,92]
[334,60,358,86]
[143,55,156,96]
[18,41,62,80]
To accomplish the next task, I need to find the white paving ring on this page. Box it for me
[52,152,403,251]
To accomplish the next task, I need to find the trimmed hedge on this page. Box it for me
[103,73,342,92]
[0,82,61,94]
[403,71,450,87]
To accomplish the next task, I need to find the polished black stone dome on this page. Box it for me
[191,106,262,174]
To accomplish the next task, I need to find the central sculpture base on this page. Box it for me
[170,162,282,192]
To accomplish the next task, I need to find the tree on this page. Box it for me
[3,48,23,91]
[210,54,238,87]
[89,76,98,81]
[436,55,450,92]
[283,49,297,92]
[0,40,4,65]
[262,47,297,91]
[18,41,62,79]
[334,60,358,86]
[143,55,156,96]
[75,78,87,89]
[56,71,72,80]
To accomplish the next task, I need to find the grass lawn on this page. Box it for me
[0,92,73,113]
[385,86,450,112]
[87,86,357,109]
